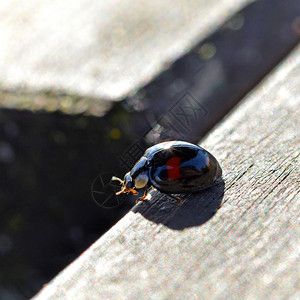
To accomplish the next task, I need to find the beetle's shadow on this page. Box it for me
[132,179,225,230]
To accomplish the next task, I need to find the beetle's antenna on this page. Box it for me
[115,186,127,195]
[111,176,124,185]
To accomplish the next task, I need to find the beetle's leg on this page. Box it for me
[128,188,138,195]
[116,186,138,196]
[136,190,148,203]
[168,194,182,206]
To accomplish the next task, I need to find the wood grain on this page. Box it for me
[34,46,300,299]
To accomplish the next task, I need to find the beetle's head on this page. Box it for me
[112,172,138,196]
[112,171,149,196]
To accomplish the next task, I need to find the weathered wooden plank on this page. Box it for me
[34,45,300,299]
[0,0,254,99]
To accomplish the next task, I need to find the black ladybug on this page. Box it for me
[112,141,222,205]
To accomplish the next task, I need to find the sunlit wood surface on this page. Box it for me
[0,0,255,99]
[33,45,300,300]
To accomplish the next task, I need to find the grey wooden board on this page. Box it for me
[0,0,253,99]
[33,45,300,299]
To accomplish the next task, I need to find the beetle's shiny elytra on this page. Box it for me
[112,141,222,205]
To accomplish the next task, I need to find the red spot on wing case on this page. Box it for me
[166,157,182,180]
